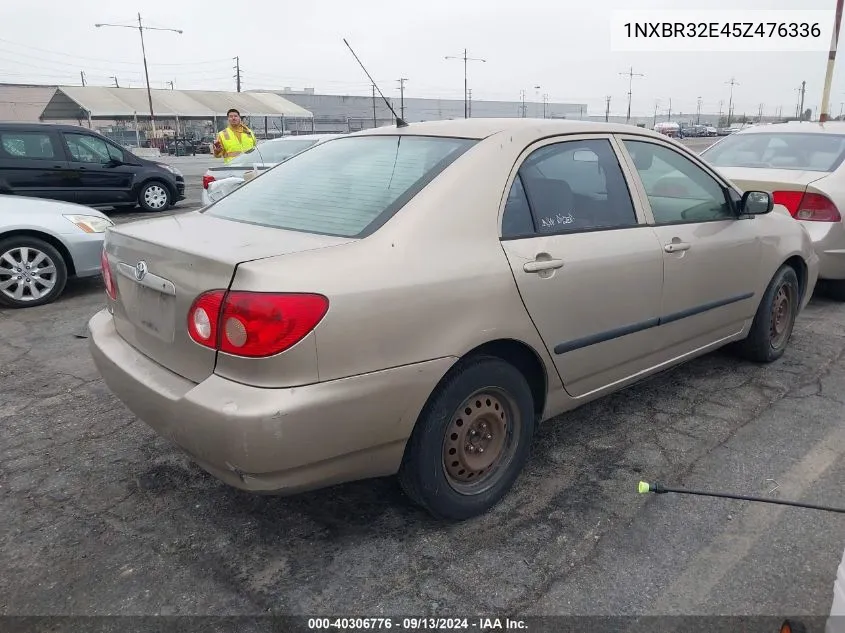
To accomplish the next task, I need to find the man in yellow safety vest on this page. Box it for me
[213,108,256,163]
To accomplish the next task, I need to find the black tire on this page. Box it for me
[138,180,172,212]
[0,236,68,309]
[398,355,535,521]
[736,265,800,363]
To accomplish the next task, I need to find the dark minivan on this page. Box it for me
[0,122,185,211]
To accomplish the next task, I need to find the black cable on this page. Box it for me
[639,481,845,514]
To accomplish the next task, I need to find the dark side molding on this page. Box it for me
[554,292,754,355]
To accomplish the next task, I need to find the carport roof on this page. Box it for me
[41,86,312,120]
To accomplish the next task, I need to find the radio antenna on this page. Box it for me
[343,38,408,128]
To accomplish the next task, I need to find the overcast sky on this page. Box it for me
[0,0,842,117]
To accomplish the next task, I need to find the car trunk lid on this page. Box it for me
[717,166,830,193]
[106,212,353,383]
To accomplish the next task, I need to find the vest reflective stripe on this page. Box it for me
[217,126,255,163]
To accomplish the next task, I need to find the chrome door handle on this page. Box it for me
[524,259,564,273]
[664,242,691,253]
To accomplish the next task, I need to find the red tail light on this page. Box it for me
[773,190,841,222]
[202,174,216,189]
[187,291,329,358]
[101,248,117,300]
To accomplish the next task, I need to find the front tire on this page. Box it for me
[0,236,68,308]
[736,265,800,363]
[138,181,172,212]
[398,355,535,521]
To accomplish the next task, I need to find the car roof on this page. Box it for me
[351,118,673,141]
[732,121,845,135]
[0,121,100,133]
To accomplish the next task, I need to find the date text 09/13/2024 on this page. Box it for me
[307,618,527,630]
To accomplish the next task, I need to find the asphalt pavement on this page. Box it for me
[1,136,843,623]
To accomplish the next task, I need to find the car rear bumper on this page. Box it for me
[88,309,454,494]
[802,220,845,280]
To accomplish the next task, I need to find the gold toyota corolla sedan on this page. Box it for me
[89,119,819,520]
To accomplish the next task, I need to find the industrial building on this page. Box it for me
[259,88,589,132]
[1,83,730,143]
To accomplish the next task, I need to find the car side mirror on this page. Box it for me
[740,190,773,215]
[106,157,123,167]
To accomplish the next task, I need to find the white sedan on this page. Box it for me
[0,195,112,308]
[702,122,845,298]
[200,134,342,206]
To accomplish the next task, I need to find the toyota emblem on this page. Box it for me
[134,260,148,281]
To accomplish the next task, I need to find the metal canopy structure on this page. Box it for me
[40,86,313,121]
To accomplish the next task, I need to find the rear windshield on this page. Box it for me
[229,138,320,165]
[702,132,845,172]
[204,135,477,237]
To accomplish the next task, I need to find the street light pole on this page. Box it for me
[95,13,182,144]
[445,49,486,118]
[696,96,702,124]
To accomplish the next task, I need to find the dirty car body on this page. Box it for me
[89,119,818,520]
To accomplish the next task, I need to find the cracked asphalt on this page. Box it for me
[2,276,845,620]
[2,138,845,622]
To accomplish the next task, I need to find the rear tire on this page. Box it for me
[736,265,800,363]
[0,236,68,309]
[398,355,535,521]
[138,181,172,212]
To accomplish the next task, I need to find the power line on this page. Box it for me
[0,37,227,66]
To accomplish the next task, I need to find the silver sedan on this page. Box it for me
[0,195,113,308]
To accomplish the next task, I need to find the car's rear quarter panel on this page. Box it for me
[229,130,563,392]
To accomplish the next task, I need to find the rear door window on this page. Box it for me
[205,135,476,237]
[516,138,638,234]
[0,131,58,159]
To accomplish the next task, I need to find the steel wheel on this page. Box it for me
[770,281,795,350]
[141,183,170,211]
[442,388,520,495]
[0,245,58,303]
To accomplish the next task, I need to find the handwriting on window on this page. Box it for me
[540,213,574,229]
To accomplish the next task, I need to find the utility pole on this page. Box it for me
[667,98,672,121]
[95,13,183,144]
[467,88,472,117]
[605,95,611,122]
[799,80,807,119]
[110,76,119,88]
[718,100,724,125]
[233,56,242,92]
[726,77,739,126]
[372,84,377,128]
[166,80,174,90]
[758,102,764,121]
[445,49,486,119]
[543,94,549,119]
[520,89,526,117]
[696,97,702,124]
[397,78,408,119]
[653,99,660,128]
[619,66,644,123]
[80,71,86,86]
[820,0,845,121]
